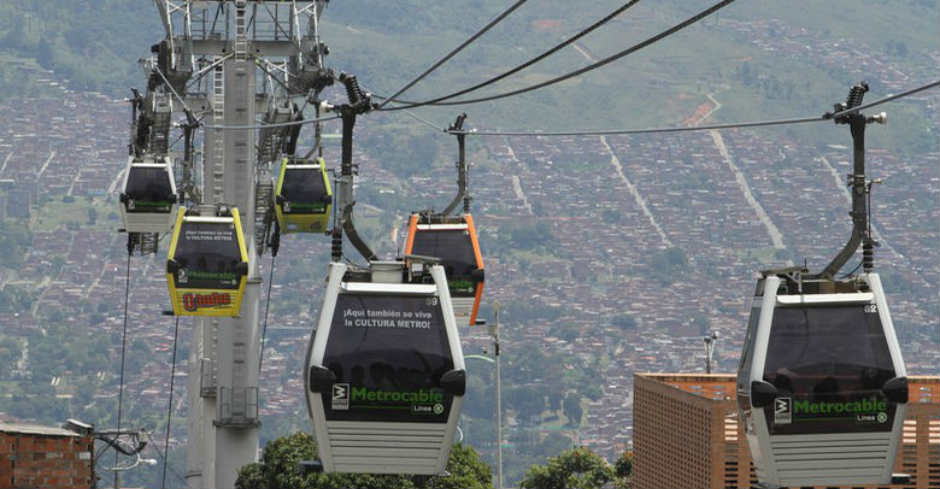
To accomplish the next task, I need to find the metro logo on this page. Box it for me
[182,292,232,312]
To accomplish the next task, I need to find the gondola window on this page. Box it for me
[761,304,897,434]
[321,294,454,423]
[282,169,327,213]
[412,231,477,295]
[125,167,174,211]
[173,222,242,289]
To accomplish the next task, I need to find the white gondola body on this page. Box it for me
[737,273,907,487]
[305,263,465,474]
[119,155,178,233]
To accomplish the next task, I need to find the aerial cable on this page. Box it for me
[385,0,735,107]
[400,108,450,132]
[161,316,180,489]
[113,252,131,487]
[379,0,642,111]
[374,0,530,110]
[454,115,822,137]
[147,433,187,486]
[449,79,940,137]
[258,256,276,376]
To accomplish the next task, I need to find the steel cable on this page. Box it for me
[382,0,736,107]
[375,0,530,110]
[161,316,181,489]
[448,79,940,137]
[113,253,131,484]
[378,0,643,111]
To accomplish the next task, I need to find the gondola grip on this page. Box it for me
[750,380,778,408]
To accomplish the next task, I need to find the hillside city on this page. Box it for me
[0,6,937,487]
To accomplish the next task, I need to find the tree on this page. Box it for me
[611,314,636,331]
[236,432,492,489]
[519,447,613,489]
[613,450,633,488]
[421,444,492,489]
[562,392,583,427]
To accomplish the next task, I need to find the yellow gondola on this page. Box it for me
[166,206,249,316]
[274,156,332,233]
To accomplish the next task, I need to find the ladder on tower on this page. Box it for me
[257,104,294,164]
[209,60,226,203]
[254,177,274,254]
[149,91,173,156]
[234,0,249,60]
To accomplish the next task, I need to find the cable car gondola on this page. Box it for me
[305,260,466,474]
[274,156,332,233]
[737,82,908,488]
[404,213,484,327]
[119,155,178,233]
[736,271,907,487]
[166,206,249,317]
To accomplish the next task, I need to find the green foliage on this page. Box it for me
[509,221,554,250]
[562,392,583,428]
[0,220,32,268]
[611,314,637,331]
[519,446,614,489]
[648,247,688,285]
[422,444,492,489]
[506,385,547,424]
[612,451,634,489]
[614,451,633,478]
[236,432,493,489]
[0,286,36,314]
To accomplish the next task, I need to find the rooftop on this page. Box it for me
[638,373,940,404]
[0,422,80,437]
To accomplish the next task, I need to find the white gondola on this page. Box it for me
[736,271,908,488]
[305,261,465,475]
[119,155,178,233]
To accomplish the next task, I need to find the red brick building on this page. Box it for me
[0,422,94,489]
[633,373,939,489]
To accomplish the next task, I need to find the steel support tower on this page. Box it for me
[148,2,329,487]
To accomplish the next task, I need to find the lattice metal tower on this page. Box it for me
[148,2,330,487]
